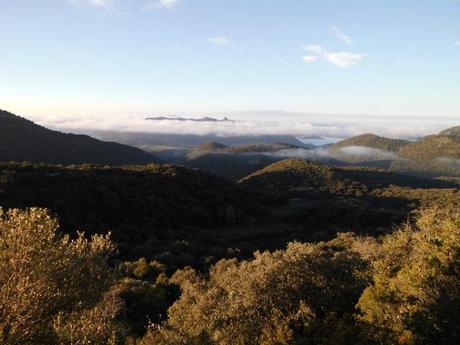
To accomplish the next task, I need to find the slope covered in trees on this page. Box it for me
[0,110,159,165]
[398,134,460,160]
[239,158,447,197]
[6,208,457,344]
[0,162,265,261]
[439,125,460,137]
[140,209,460,345]
[330,133,410,152]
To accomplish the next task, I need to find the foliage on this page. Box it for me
[357,209,460,345]
[144,239,371,345]
[398,135,460,160]
[0,162,264,260]
[0,208,125,345]
[330,133,410,153]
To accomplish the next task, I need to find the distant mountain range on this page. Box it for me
[145,116,232,122]
[0,110,159,165]
[2,108,459,179]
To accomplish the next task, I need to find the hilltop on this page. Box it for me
[330,133,410,152]
[239,158,376,198]
[0,109,159,165]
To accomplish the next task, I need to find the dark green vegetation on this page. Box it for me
[330,133,410,152]
[3,208,460,345]
[0,110,159,165]
[0,162,264,265]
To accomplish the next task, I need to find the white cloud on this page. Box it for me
[302,55,319,62]
[302,44,366,68]
[146,0,180,10]
[330,26,354,45]
[338,146,398,160]
[34,113,453,140]
[206,36,230,46]
[454,41,460,46]
[69,0,112,8]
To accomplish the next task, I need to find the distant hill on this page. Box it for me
[240,158,446,197]
[186,142,304,160]
[0,110,159,165]
[223,142,303,154]
[197,141,228,151]
[390,134,460,177]
[330,133,409,152]
[439,126,460,137]
[185,141,228,159]
[83,131,310,151]
[240,159,365,196]
[172,142,311,180]
[145,116,232,122]
[398,135,460,160]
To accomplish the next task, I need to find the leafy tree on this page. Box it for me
[357,209,460,345]
[143,241,370,345]
[0,208,125,345]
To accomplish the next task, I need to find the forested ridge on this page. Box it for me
[0,109,159,165]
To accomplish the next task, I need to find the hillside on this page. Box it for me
[0,109,159,165]
[223,142,304,154]
[0,162,264,261]
[240,158,453,196]
[390,134,460,177]
[398,134,460,160]
[173,142,310,180]
[439,125,460,137]
[240,158,359,196]
[330,133,410,152]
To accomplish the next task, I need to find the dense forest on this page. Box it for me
[2,207,460,344]
[1,110,460,344]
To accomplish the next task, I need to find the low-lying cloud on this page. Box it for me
[261,148,333,160]
[338,146,399,160]
[436,157,460,168]
[33,113,457,143]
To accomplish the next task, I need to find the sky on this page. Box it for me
[1,0,459,137]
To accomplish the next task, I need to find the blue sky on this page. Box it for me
[1,0,459,126]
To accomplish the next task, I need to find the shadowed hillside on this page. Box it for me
[0,110,159,165]
[0,162,265,261]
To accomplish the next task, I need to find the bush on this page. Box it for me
[0,208,125,345]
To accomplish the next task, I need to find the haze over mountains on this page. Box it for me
[2,109,460,179]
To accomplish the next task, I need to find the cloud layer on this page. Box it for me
[32,113,458,141]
